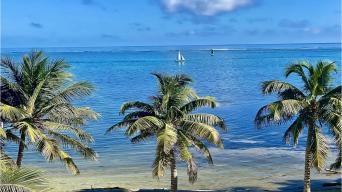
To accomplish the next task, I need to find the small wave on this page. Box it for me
[229,139,264,144]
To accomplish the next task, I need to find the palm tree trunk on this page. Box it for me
[170,150,178,192]
[303,126,313,192]
[16,131,26,167]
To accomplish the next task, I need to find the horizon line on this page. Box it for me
[1,42,341,49]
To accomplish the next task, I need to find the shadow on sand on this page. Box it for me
[75,178,341,192]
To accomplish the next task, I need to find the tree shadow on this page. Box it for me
[77,187,132,192]
[218,178,341,192]
[273,178,341,192]
[75,178,341,192]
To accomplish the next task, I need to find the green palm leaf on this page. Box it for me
[180,97,217,113]
[119,101,154,115]
[255,99,304,127]
[283,116,304,145]
[0,104,27,121]
[180,120,223,148]
[126,116,164,136]
[186,114,226,130]
[311,127,329,171]
[156,124,177,154]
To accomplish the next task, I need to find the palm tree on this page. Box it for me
[0,155,48,192]
[0,51,99,174]
[255,61,341,192]
[107,73,226,191]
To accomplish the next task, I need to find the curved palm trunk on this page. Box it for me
[170,150,178,192]
[303,126,313,192]
[16,131,26,167]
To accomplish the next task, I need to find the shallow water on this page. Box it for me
[1,43,341,191]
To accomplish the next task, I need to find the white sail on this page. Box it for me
[176,51,185,62]
[181,55,185,61]
[177,51,182,61]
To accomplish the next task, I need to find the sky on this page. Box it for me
[1,0,341,47]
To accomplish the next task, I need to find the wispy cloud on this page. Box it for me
[277,19,329,35]
[161,0,257,16]
[30,22,43,29]
[247,17,271,23]
[278,19,310,28]
[244,28,276,36]
[166,25,236,37]
[100,34,120,39]
[81,0,106,10]
[131,23,152,32]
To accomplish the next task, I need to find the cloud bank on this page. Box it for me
[162,0,256,16]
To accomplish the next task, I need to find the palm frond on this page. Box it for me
[152,147,170,179]
[186,114,226,131]
[47,131,96,160]
[0,127,6,138]
[261,80,305,100]
[178,130,213,164]
[180,97,217,114]
[180,120,223,148]
[311,127,329,171]
[123,111,154,121]
[0,103,27,121]
[0,57,22,84]
[130,130,154,143]
[119,101,154,115]
[283,116,305,145]
[14,121,44,143]
[43,121,94,142]
[106,119,136,134]
[322,85,341,99]
[35,138,62,161]
[255,99,304,127]
[284,61,312,91]
[0,158,48,192]
[310,61,337,96]
[0,184,31,192]
[126,116,163,136]
[26,80,46,115]
[48,81,94,103]
[156,124,177,154]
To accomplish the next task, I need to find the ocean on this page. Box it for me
[1,43,341,191]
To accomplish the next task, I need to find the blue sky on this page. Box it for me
[1,0,341,47]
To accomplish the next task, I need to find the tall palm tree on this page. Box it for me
[107,73,226,192]
[0,51,99,174]
[255,61,341,192]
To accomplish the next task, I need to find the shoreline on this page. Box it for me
[31,147,341,192]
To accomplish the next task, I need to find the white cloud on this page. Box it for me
[162,0,255,16]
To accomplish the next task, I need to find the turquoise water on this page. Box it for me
[1,43,341,191]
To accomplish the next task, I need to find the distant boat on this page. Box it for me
[176,51,185,62]
[210,49,214,56]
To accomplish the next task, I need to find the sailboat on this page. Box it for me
[176,51,185,62]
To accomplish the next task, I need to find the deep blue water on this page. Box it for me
[1,43,341,190]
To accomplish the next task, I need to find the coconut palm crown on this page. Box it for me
[254,61,341,192]
[107,73,226,192]
[0,51,99,174]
